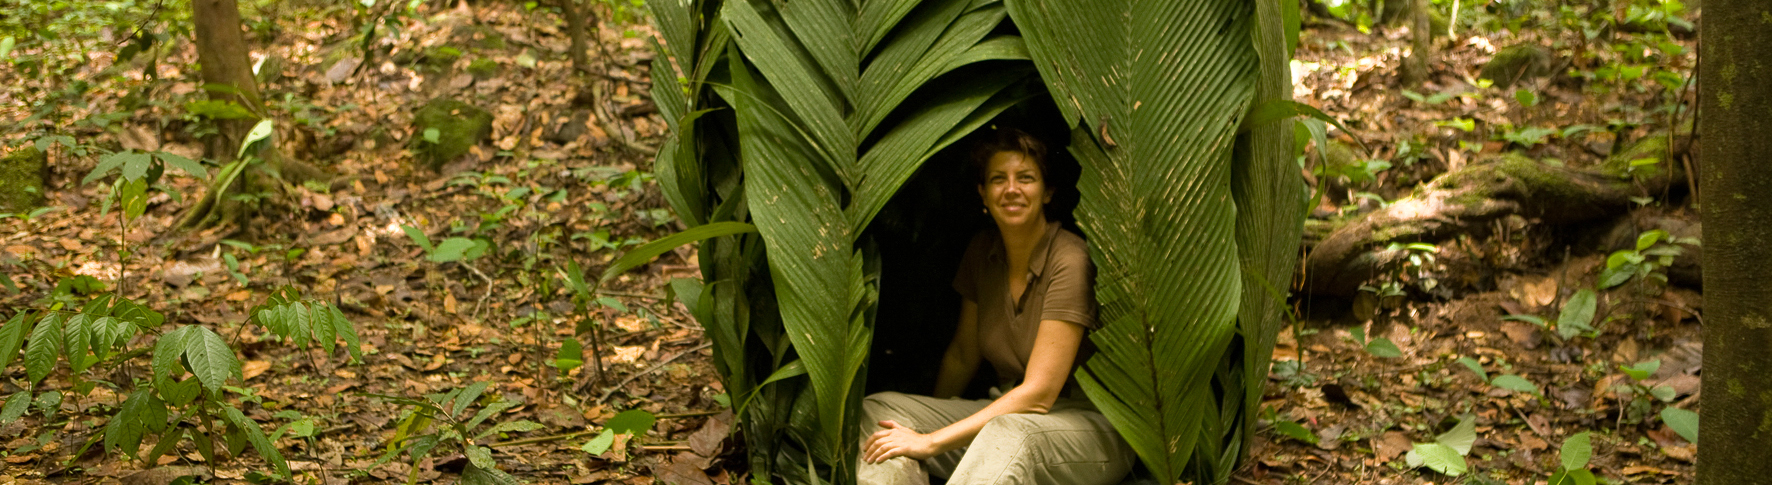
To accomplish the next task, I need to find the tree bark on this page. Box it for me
[560,0,592,74]
[1379,0,1413,27]
[183,0,324,229]
[193,0,264,162]
[1696,1,1772,484]
[1398,0,1431,86]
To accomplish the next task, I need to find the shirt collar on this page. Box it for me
[986,221,1063,278]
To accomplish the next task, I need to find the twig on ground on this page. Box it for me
[598,342,714,404]
[462,262,495,318]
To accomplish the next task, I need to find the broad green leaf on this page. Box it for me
[0,391,28,424]
[0,311,31,371]
[606,409,656,435]
[554,338,584,371]
[1560,431,1592,470]
[155,152,209,180]
[598,221,758,284]
[120,178,149,220]
[238,119,275,159]
[1621,359,1660,381]
[1435,415,1476,455]
[1273,420,1317,444]
[1550,468,1597,485]
[1650,384,1677,402]
[1556,289,1597,339]
[1596,264,1635,289]
[465,399,524,434]
[1490,374,1539,395]
[0,36,13,59]
[85,152,129,184]
[104,390,152,457]
[1455,357,1488,382]
[581,429,616,455]
[464,444,496,469]
[1007,0,1260,478]
[1501,314,1547,327]
[1405,442,1467,476]
[182,325,240,394]
[453,381,492,416]
[462,461,521,485]
[474,420,545,440]
[24,312,63,384]
[430,237,476,263]
[221,403,290,478]
[115,152,156,182]
[1364,338,1403,358]
[402,225,434,252]
[1661,407,1698,444]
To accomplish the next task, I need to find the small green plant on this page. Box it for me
[1548,431,1594,485]
[1348,324,1403,359]
[1456,356,1541,396]
[580,408,657,457]
[1597,229,1696,290]
[1360,242,1439,300]
[1262,405,1319,446]
[402,225,491,264]
[1405,414,1476,476]
[0,287,360,480]
[367,382,539,484]
[1613,359,1678,425]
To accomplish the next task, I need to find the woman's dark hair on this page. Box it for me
[969,127,1047,184]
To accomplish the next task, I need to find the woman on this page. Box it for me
[857,128,1133,485]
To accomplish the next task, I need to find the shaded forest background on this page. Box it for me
[0,0,1712,483]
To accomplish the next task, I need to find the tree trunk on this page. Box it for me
[183,0,324,230]
[1380,0,1416,27]
[559,0,592,74]
[1696,1,1772,484]
[1398,0,1431,86]
[193,0,264,162]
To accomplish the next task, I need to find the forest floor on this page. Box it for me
[0,2,1701,485]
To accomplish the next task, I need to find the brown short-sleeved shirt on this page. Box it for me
[952,221,1097,386]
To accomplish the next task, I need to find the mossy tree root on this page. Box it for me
[1303,153,1684,296]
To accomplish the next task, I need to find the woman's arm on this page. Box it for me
[863,318,1085,463]
[932,300,981,399]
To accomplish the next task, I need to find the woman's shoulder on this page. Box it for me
[1048,226,1093,269]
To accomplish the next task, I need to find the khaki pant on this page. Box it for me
[856,392,1134,485]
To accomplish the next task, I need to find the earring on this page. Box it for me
[982,207,988,214]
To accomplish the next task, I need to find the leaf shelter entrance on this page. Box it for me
[644,0,1305,483]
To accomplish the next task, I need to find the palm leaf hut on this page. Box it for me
[644,0,1307,482]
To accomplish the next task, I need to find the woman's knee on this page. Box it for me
[861,392,912,422]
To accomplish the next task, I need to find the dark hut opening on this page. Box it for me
[862,90,1084,399]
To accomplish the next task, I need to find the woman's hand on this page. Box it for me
[862,420,942,464]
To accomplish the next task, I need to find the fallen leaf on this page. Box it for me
[226,290,252,301]
[1623,465,1676,476]
[423,353,446,371]
[121,466,211,485]
[688,410,733,458]
[1372,431,1412,462]
[657,457,715,485]
[242,360,272,380]
[3,454,35,464]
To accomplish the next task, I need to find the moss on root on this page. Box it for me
[1479,44,1557,88]
[412,97,493,170]
[0,147,48,212]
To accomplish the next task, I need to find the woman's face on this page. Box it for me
[977,150,1051,230]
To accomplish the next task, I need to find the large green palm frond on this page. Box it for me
[648,0,1035,480]
[1005,0,1278,482]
